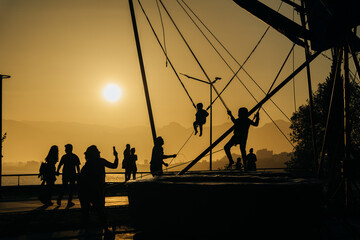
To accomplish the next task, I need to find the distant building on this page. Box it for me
[256,149,273,159]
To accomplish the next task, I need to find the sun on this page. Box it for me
[103,83,122,102]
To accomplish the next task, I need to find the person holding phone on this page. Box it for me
[78,145,118,236]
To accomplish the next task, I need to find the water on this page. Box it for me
[1,173,149,186]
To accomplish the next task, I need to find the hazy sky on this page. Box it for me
[1,0,345,132]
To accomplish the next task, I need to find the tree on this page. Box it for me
[286,66,360,175]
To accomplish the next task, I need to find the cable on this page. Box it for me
[181,0,283,107]
[292,0,297,112]
[178,0,294,148]
[155,0,168,67]
[158,0,230,112]
[178,0,291,122]
[167,130,194,166]
[137,0,197,109]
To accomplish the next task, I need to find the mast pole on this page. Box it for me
[210,82,212,171]
[129,0,157,143]
[300,0,318,172]
[344,43,351,207]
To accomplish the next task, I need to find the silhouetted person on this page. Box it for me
[193,103,209,136]
[78,145,118,236]
[56,144,80,207]
[122,144,130,171]
[224,108,259,170]
[39,145,59,206]
[125,147,137,181]
[150,137,176,176]
[235,157,243,171]
[247,148,257,171]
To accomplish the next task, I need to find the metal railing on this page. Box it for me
[1,168,288,187]
[1,171,154,187]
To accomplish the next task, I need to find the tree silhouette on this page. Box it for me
[286,67,360,175]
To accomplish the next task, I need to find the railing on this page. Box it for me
[1,171,154,187]
[1,168,288,187]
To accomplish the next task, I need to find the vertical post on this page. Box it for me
[129,0,157,143]
[343,44,350,206]
[209,84,212,170]
[0,75,2,188]
[300,0,318,172]
[0,74,10,188]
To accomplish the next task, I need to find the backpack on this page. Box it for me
[38,162,47,180]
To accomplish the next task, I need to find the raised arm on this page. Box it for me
[251,112,260,126]
[104,147,119,169]
[163,154,177,160]
[227,110,236,123]
[161,154,177,167]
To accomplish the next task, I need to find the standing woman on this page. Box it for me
[39,145,59,205]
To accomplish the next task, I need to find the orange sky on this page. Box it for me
[0,0,348,130]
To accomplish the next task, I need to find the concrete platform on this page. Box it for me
[0,196,129,214]
[0,185,134,239]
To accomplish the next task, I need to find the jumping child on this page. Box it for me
[193,103,209,136]
[224,107,259,170]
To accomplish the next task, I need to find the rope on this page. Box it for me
[292,0,297,111]
[178,0,290,121]
[190,0,283,108]
[264,44,296,99]
[137,0,197,109]
[318,48,343,177]
[321,51,360,84]
[177,0,261,111]
[155,0,168,67]
[178,0,294,148]
[167,130,194,166]
[158,0,230,112]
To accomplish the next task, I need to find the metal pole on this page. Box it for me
[344,44,351,207]
[300,0,318,172]
[0,75,2,188]
[129,0,157,144]
[349,44,360,80]
[210,83,212,171]
[179,51,321,174]
[0,74,10,188]
[317,48,343,178]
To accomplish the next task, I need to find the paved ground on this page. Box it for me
[0,196,135,240]
[0,196,129,214]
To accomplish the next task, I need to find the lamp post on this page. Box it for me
[0,74,11,188]
[182,74,221,171]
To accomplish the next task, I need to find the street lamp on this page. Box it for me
[0,74,11,188]
[181,73,221,171]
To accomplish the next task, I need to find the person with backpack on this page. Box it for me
[38,145,59,206]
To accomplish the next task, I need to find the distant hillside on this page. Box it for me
[2,119,293,173]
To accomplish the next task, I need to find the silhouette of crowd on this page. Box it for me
[35,106,259,238]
